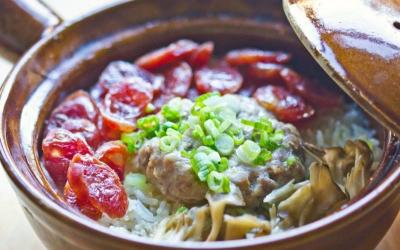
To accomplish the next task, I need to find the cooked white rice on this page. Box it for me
[301,104,382,169]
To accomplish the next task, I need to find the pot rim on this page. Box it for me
[1,2,400,249]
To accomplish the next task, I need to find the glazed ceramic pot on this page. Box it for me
[0,1,399,250]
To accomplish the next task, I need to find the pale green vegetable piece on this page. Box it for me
[263,179,296,205]
[124,173,150,193]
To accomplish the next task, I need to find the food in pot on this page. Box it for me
[42,40,381,241]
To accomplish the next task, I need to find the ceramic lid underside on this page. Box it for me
[284,0,400,135]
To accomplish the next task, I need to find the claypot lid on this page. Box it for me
[283,0,400,135]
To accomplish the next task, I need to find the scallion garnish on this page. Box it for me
[123,93,294,195]
[195,92,220,105]
[215,133,234,156]
[236,140,261,165]
[137,115,159,135]
[254,149,273,165]
[192,124,205,139]
[124,173,150,193]
[207,171,231,193]
[227,126,245,146]
[217,157,229,172]
[254,119,273,132]
[241,119,256,127]
[202,135,215,146]
[285,155,297,166]
[204,119,220,138]
[166,128,182,139]
[260,129,284,151]
[121,131,145,153]
[175,206,188,214]
[218,120,232,133]
[159,135,180,153]
[161,105,181,122]
[208,151,221,164]
[178,121,190,133]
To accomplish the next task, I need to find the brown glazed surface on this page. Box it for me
[0,0,61,53]
[283,0,400,136]
[0,0,399,250]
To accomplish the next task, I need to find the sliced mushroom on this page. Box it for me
[278,162,346,227]
[308,162,346,222]
[206,184,245,241]
[153,212,191,241]
[268,204,282,232]
[263,179,296,205]
[223,214,271,240]
[153,205,210,241]
[278,183,313,227]
[302,140,373,195]
[188,205,211,241]
[345,140,372,198]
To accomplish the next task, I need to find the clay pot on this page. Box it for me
[0,1,398,249]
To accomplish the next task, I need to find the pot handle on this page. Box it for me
[0,0,62,54]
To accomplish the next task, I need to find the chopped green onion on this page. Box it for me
[218,120,232,133]
[217,157,229,172]
[212,118,221,127]
[191,152,217,181]
[242,118,273,132]
[181,150,193,159]
[124,173,149,192]
[202,135,214,146]
[195,92,220,105]
[241,119,256,127]
[197,146,214,154]
[217,108,237,123]
[188,115,200,125]
[204,119,220,138]
[193,152,208,164]
[254,119,273,132]
[254,149,273,165]
[207,171,230,193]
[198,163,212,181]
[260,130,284,151]
[285,155,298,166]
[197,107,213,123]
[192,124,205,139]
[161,105,181,122]
[227,127,245,146]
[208,151,221,164]
[273,129,285,140]
[162,121,179,130]
[166,128,182,139]
[121,132,144,153]
[179,121,190,133]
[159,136,179,153]
[215,133,234,156]
[137,115,159,134]
[251,130,262,142]
[175,206,188,214]
[236,140,261,164]
[155,121,178,137]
